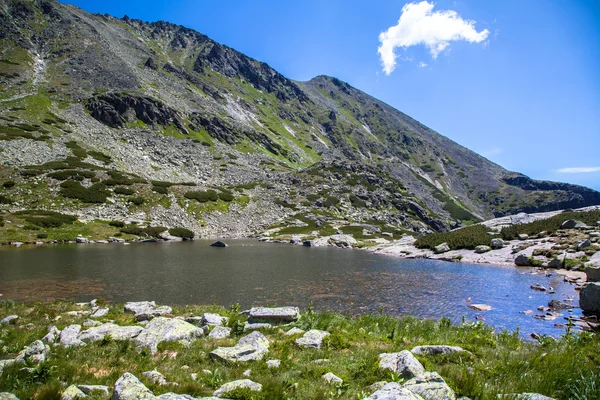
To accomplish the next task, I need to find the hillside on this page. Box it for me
[1,0,599,243]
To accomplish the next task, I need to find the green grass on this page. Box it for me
[0,301,597,399]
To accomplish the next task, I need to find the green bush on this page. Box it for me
[349,194,366,208]
[415,224,499,250]
[65,141,87,159]
[59,181,108,203]
[129,197,145,206]
[2,180,16,189]
[0,194,11,204]
[0,215,4,227]
[88,151,112,164]
[37,233,48,239]
[169,227,195,239]
[323,196,340,207]
[15,210,77,228]
[47,170,95,180]
[152,185,168,194]
[120,225,143,235]
[274,198,297,210]
[114,186,135,195]
[151,181,175,187]
[184,190,218,203]
[218,191,234,202]
[108,220,125,228]
[144,226,167,237]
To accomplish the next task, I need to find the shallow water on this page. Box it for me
[0,239,581,337]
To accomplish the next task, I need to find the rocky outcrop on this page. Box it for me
[379,351,425,379]
[111,372,154,400]
[580,282,600,315]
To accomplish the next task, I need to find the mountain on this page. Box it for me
[1,0,599,243]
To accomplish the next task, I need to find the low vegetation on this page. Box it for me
[415,224,498,250]
[501,209,600,240]
[0,301,598,399]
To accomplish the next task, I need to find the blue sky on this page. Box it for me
[64,0,600,190]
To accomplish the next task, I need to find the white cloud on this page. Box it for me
[378,1,489,74]
[554,167,600,174]
[417,61,428,68]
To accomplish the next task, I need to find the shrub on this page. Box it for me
[47,170,95,180]
[103,171,134,186]
[415,224,499,250]
[152,185,168,194]
[0,194,11,204]
[184,190,218,203]
[120,225,143,235]
[151,181,175,187]
[323,196,340,207]
[108,220,125,228]
[144,226,167,237]
[88,151,112,164]
[65,141,87,159]
[349,194,366,208]
[274,199,297,210]
[15,210,77,228]
[129,197,145,206]
[0,215,4,227]
[169,227,195,239]
[114,186,135,195]
[59,181,108,203]
[37,233,48,239]
[218,191,234,202]
[2,180,16,189]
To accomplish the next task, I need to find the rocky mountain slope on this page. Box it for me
[1,0,599,243]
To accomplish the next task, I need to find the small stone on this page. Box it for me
[474,245,491,254]
[213,379,262,397]
[210,331,269,362]
[296,329,330,349]
[208,326,231,339]
[518,234,529,240]
[322,372,343,384]
[90,308,109,318]
[490,238,504,249]
[243,322,272,332]
[112,372,154,400]
[411,345,468,356]
[61,385,86,400]
[242,369,252,377]
[403,372,456,400]
[578,239,592,250]
[284,327,305,336]
[202,313,228,326]
[434,243,450,254]
[266,359,281,368]
[247,306,300,323]
[42,326,61,343]
[0,316,18,325]
[142,370,168,386]
[530,284,547,292]
[77,385,109,396]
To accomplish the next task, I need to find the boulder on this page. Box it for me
[0,393,19,400]
[77,385,109,396]
[434,243,450,254]
[210,331,269,362]
[518,234,529,240]
[322,372,343,384]
[367,382,424,400]
[580,282,600,315]
[530,284,546,292]
[403,372,456,400]
[90,308,109,318]
[135,317,203,354]
[142,370,168,386]
[561,220,588,229]
[585,266,600,282]
[546,259,563,269]
[16,340,49,364]
[210,241,228,247]
[213,379,262,397]
[547,300,573,310]
[202,313,228,326]
[61,385,86,400]
[411,345,468,356]
[78,323,143,342]
[0,315,18,325]
[42,326,61,344]
[378,350,425,379]
[474,245,491,254]
[514,254,531,267]
[578,239,592,250]
[124,301,172,321]
[208,326,231,339]
[59,325,85,347]
[111,372,154,400]
[243,323,272,332]
[490,238,504,249]
[296,329,330,349]
[247,306,300,323]
[329,234,357,247]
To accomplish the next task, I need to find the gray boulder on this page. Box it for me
[61,385,86,400]
[210,241,228,247]
[111,372,154,400]
[243,322,272,332]
[490,238,504,249]
[59,325,85,347]
[578,239,592,250]
[367,382,424,400]
[210,331,269,362]
[213,379,262,397]
[135,317,203,354]
[42,326,61,344]
[16,340,49,364]
[379,350,425,379]
[0,316,18,325]
[411,345,468,356]
[78,323,143,342]
[208,326,231,339]
[561,220,588,229]
[514,254,531,267]
[474,245,491,254]
[434,243,450,254]
[403,372,456,400]
[247,306,300,323]
[296,329,330,349]
[580,282,600,315]
[124,301,172,321]
[322,372,343,384]
[0,393,19,400]
[90,308,109,318]
[585,266,600,282]
[202,313,228,326]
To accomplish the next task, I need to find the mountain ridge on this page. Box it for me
[0,0,599,244]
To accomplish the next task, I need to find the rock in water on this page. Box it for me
[296,329,330,349]
[403,372,456,400]
[213,379,262,397]
[467,304,492,311]
[366,382,424,400]
[111,372,154,400]
[411,345,468,356]
[247,306,300,323]
[580,282,600,315]
[378,350,425,379]
[210,241,228,247]
[134,317,203,354]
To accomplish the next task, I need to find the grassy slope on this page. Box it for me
[0,301,598,399]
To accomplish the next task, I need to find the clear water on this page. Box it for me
[0,239,580,337]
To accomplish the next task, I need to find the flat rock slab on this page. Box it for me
[112,372,154,400]
[135,317,203,354]
[202,313,228,326]
[90,307,109,318]
[247,307,300,323]
[124,301,172,321]
[403,372,456,400]
[367,382,424,400]
[379,350,425,379]
[214,379,262,397]
[411,345,468,356]
[210,331,269,362]
[296,329,330,349]
[78,323,143,342]
[208,326,232,339]
[59,325,85,347]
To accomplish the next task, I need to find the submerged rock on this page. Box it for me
[210,241,228,247]
[378,350,425,379]
[135,317,203,354]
